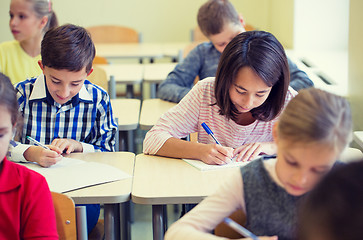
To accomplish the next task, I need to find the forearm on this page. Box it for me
[156,137,206,160]
[157,80,192,103]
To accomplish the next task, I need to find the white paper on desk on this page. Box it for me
[183,158,249,171]
[22,157,131,193]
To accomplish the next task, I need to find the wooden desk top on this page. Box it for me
[98,64,144,84]
[111,99,140,131]
[95,43,163,59]
[65,152,135,204]
[143,63,177,83]
[131,154,237,204]
[139,98,177,130]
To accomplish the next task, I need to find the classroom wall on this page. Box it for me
[0,0,293,47]
[348,0,363,131]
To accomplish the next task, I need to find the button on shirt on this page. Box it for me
[9,75,117,162]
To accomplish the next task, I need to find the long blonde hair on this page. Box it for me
[277,88,352,153]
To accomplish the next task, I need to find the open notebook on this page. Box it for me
[183,158,250,171]
[21,157,131,193]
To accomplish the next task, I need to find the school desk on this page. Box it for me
[65,152,135,240]
[143,63,177,98]
[111,99,141,152]
[131,154,238,240]
[98,64,144,98]
[161,42,188,62]
[139,98,177,130]
[95,43,163,61]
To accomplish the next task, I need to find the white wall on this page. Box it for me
[0,0,291,44]
[293,0,349,51]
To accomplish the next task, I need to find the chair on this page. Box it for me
[86,25,141,44]
[214,209,247,239]
[93,56,108,65]
[88,65,110,95]
[51,192,87,240]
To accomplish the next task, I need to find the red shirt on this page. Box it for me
[0,157,58,239]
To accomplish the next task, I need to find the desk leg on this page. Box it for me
[104,203,120,240]
[150,83,156,99]
[152,205,166,240]
[120,201,131,240]
[127,130,134,153]
[126,85,134,98]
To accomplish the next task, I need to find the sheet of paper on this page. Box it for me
[183,158,249,171]
[22,157,131,193]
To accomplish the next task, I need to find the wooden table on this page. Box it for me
[111,99,140,152]
[98,64,144,98]
[66,152,135,240]
[139,99,177,130]
[132,154,238,240]
[143,63,177,98]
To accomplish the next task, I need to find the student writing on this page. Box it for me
[8,24,118,234]
[165,88,353,240]
[0,73,58,239]
[0,0,58,84]
[157,0,313,103]
[144,31,296,164]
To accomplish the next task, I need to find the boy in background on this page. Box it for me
[9,24,117,234]
[158,0,313,103]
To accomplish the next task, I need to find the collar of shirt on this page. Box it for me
[28,75,93,107]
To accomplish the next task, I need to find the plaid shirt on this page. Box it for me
[8,75,117,162]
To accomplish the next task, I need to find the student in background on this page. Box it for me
[298,160,363,240]
[0,0,58,84]
[144,31,296,164]
[8,24,118,234]
[157,0,313,103]
[165,88,352,240]
[0,73,58,239]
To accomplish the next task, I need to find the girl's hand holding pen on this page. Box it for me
[200,143,234,165]
[23,145,63,167]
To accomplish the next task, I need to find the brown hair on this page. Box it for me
[298,160,363,240]
[41,24,95,73]
[25,0,58,32]
[197,0,240,37]
[0,73,19,125]
[215,31,290,122]
[278,88,352,152]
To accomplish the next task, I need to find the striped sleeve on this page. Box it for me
[143,81,205,154]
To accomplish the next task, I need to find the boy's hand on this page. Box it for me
[199,144,234,165]
[233,142,276,162]
[51,138,83,154]
[23,145,62,167]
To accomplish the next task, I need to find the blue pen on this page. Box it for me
[201,122,221,145]
[26,136,50,150]
[224,218,260,240]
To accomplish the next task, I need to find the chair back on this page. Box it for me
[87,25,140,43]
[214,209,247,239]
[51,192,77,240]
[88,65,108,92]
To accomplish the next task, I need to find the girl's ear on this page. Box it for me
[272,121,279,144]
[39,16,48,30]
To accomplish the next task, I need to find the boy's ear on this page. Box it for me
[272,121,279,144]
[87,68,94,77]
[38,60,44,71]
